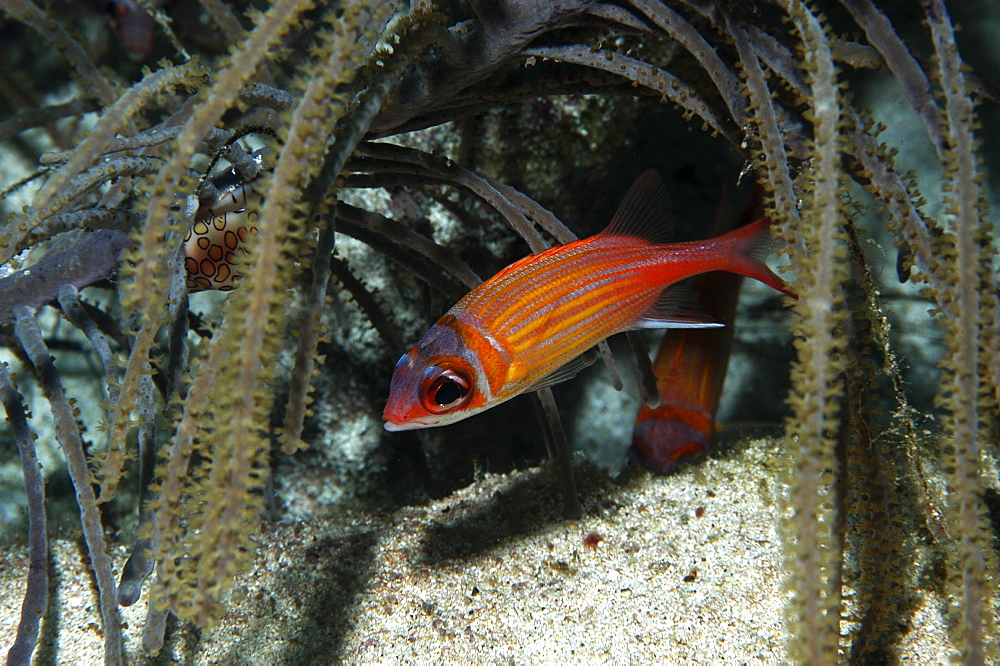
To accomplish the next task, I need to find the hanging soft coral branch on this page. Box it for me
[14,306,124,664]
[923,1,998,659]
[0,361,48,666]
[761,2,849,662]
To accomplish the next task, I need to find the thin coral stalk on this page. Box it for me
[57,285,121,405]
[335,207,469,300]
[336,200,481,290]
[924,1,996,659]
[628,0,747,127]
[13,306,123,665]
[0,62,201,264]
[0,98,94,142]
[280,218,337,455]
[534,388,582,519]
[524,44,735,143]
[329,255,404,353]
[839,0,946,158]
[0,230,131,324]
[1,0,118,104]
[357,141,549,252]
[767,1,849,661]
[720,6,801,243]
[1,361,47,666]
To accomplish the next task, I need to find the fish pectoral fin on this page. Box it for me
[525,353,598,393]
[635,279,726,329]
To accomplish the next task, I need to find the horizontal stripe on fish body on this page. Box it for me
[455,236,734,339]
[453,245,711,392]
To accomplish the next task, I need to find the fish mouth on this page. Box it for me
[383,417,437,432]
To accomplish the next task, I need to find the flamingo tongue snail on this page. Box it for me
[183,152,263,293]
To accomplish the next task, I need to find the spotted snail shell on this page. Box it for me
[184,153,262,292]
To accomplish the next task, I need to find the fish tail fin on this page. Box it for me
[714,217,798,300]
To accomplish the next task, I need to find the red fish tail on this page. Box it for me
[714,217,798,299]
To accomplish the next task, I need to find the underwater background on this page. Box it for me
[0,0,998,662]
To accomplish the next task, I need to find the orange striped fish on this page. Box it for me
[383,170,796,431]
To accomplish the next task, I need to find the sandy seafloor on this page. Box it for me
[0,435,954,664]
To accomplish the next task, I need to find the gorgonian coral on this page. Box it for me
[0,0,996,662]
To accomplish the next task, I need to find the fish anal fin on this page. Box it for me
[635,279,726,330]
[600,170,676,244]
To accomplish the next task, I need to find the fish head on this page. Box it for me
[383,317,489,431]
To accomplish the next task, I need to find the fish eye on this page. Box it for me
[421,366,472,414]
[432,378,464,405]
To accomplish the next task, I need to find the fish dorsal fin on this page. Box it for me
[525,351,598,393]
[601,170,675,244]
[634,279,726,329]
